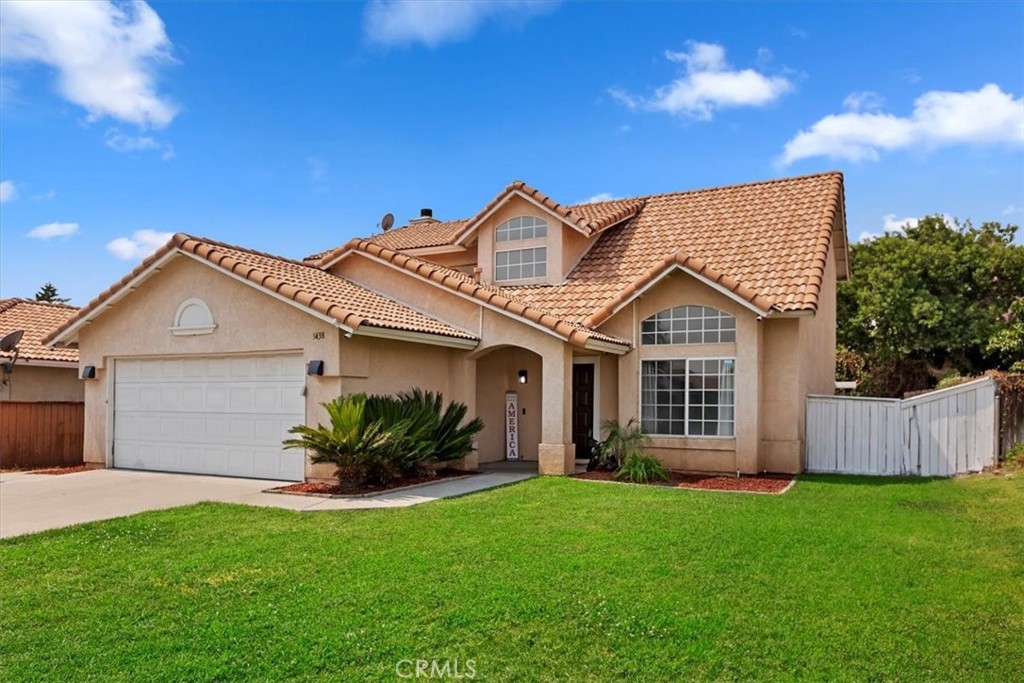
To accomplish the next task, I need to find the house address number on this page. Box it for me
[312,331,326,340]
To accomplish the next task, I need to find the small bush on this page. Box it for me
[614,453,669,484]
[1004,443,1024,471]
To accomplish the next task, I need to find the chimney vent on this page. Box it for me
[420,208,433,218]
[410,207,439,224]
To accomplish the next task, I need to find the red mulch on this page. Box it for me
[26,464,103,476]
[573,469,794,494]
[267,468,477,497]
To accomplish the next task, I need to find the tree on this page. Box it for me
[838,216,1024,395]
[34,282,70,303]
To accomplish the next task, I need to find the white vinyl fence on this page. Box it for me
[806,378,998,477]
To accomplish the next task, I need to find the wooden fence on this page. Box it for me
[806,378,998,477]
[0,401,85,468]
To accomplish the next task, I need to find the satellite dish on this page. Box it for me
[0,330,23,353]
[380,213,395,232]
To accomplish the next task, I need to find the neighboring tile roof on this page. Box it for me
[45,234,478,347]
[348,240,631,349]
[0,299,80,364]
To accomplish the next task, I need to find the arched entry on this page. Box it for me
[473,345,543,467]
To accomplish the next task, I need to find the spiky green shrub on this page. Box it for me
[599,418,651,469]
[282,394,403,488]
[284,389,484,487]
[614,453,670,484]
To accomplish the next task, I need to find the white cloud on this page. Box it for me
[106,229,173,260]
[781,84,1024,165]
[1002,204,1022,216]
[609,41,793,121]
[363,0,557,47]
[579,193,619,204]
[0,0,178,127]
[307,157,328,182]
[33,189,57,201]
[104,128,174,159]
[882,214,919,233]
[842,91,884,112]
[0,180,16,203]
[27,221,79,240]
[789,26,808,40]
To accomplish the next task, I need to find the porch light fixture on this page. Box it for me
[518,369,528,384]
[307,360,325,376]
[80,366,97,380]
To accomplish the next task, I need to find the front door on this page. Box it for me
[572,363,595,460]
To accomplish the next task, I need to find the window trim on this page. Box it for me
[494,246,548,283]
[640,305,737,346]
[495,215,549,243]
[638,356,736,440]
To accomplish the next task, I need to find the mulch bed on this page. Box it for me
[266,468,478,498]
[25,464,104,476]
[573,469,794,494]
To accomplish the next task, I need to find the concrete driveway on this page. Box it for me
[0,467,534,539]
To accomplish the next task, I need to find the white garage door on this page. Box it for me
[113,354,306,481]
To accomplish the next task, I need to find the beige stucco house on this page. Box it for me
[44,172,848,482]
[1,299,82,403]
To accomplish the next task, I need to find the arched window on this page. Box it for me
[496,216,547,242]
[640,305,736,345]
[171,297,216,336]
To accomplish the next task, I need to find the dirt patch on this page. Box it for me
[26,464,103,476]
[573,469,794,494]
[265,468,478,498]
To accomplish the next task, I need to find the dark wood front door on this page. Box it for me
[572,363,595,460]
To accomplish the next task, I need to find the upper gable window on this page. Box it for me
[496,216,547,242]
[641,306,736,345]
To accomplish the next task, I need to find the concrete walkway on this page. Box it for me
[0,468,535,539]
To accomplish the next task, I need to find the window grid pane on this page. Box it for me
[495,247,547,281]
[496,216,548,242]
[639,306,737,345]
[641,358,735,437]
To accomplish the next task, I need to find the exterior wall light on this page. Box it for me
[307,360,325,376]
[80,366,97,380]
[518,369,528,384]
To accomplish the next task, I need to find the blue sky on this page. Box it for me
[1,0,1022,305]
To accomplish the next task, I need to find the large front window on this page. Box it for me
[495,247,547,281]
[641,359,735,437]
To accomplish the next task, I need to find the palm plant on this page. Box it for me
[283,394,400,488]
[599,417,652,468]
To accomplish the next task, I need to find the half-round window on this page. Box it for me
[641,305,735,345]
[171,297,216,336]
[496,216,547,242]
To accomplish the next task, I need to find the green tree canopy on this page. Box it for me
[838,215,1024,394]
[34,282,70,303]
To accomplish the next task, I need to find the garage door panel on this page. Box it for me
[114,354,305,481]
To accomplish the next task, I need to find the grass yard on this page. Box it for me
[1,474,1023,682]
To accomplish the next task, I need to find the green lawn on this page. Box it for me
[2,475,1023,682]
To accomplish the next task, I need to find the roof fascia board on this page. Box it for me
[8,359,79,369]
[404,244,470,256]
[46,248,180,346]
[175,251,357,334]
[584,338,631,355]
[600,264,771,326]
[355,325,479,350]
[455,190,588,245]
[350,250,579,345]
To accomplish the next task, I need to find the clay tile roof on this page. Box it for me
[0,299,80,363]
[502,171,846,322]
[45,234,477,347]
[349,240,630,348]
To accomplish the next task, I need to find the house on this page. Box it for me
[1,299,84,468]
[1,299,82,402]
[43,172,848,482]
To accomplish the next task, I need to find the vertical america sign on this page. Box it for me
[505,391,519,461]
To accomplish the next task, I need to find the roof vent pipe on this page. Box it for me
[420,208,433,218]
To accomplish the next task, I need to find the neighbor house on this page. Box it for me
[1,299,84,468]
[44,172,848,482]
[1,299,82,402]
